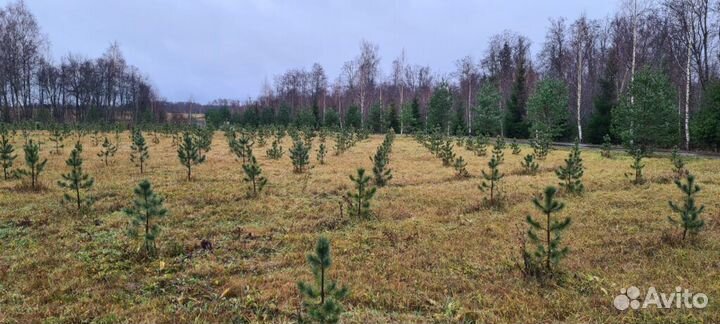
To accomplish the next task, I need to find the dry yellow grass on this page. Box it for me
[0,132,718,323]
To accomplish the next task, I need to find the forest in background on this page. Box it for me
[2,0,720,150]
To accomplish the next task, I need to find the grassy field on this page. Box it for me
[0,131,718,323]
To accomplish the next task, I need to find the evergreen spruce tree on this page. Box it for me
[439,140,456,166]
[600,134,612,158]
[97,137,118,166]
[177,132,206,181]
[474,83,503,136]
[626,147,645,185]
[555,140,584,194]
[130,130,150,174]
[0,134,16,180]
[49,128,65,155]
[521,154,539,175]
[58,142,94,210]
[524,186,571,277]
[479,152,503,206]
[297,237,349,324]
[370,144,392,187]
[289,140,310,173]
[346,168,376,220]
[317,142,327,164]
[671,146,687,179]
[124,179,168,258]
[505,39,530,139]
[17,140,47,190]
[242,154,267,197]
[510,139,521,155]
[266,139,284,159]
[453,156,470,178]
[668,174,705,240]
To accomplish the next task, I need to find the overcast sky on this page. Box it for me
[19,0,619,103]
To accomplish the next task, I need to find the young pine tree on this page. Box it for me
[600,134,612,158]
[58,142,94,210]
[17,140,47,190]
[97,137,118,166]
[230,133,254,164]
[555,140,584,194]
[521,154,539,175]
[626,147,645,185]
[479,152,503,206]
[524,186,571,277]
[510,139,521,155]
[492,138,505,164]
[266,139,284,159]
[346,168,376,220]
[0,134,17,180]
[49,128,65,155]
[453,156,470,178]
[130,130,150,174]
[317,142,327,165]
[289,140,310,173]
[670,146,687,180]
[439,140,456,166]
[474,135,488,156]
[297,237,349,323]
[668,173,705,240]
[242,154,267,197]
[124,179,168,258]
[177,132,206,181]
[370,145,392,187]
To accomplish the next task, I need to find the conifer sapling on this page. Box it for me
[317,142,327,164]
[58,142,94,210]
[524,186,571,277]
[297,237,349,323]
[177,132,206,181]
[17,140,47,190]
[242,154,267,197]
[453,156,470,178]
[97,137,118,166]
[521,154,539,175]
[0,134,16,180]
[130,130,150,174]
[124,179,168,258]
[346,168,376,220]
[479,152,503,206]
[289,140,310,173]
[555,140,584,194]
[668,173,705,240]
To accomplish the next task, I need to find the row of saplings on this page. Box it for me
[0,126,394,322]
[0,127,706,322]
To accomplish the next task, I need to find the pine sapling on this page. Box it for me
[370,145,392,187]
[510,139,521,155]
[601,134,612,158]
[668,173,705,240]
[297,237,349,323]
[524,186,571,277]
[346,168,376,220]
[289,140,310,173]
[479,152,503,206]
[626,148,645,185]
[130,130,150,174]
[555,140,584,194]
[17,140,47,190]
[242,154,267,197]
[439,140,455,166]
[0,134,17,180]
[266,139,284,159]
[177,132,206,181]
[671,146,687,180]
[97,137,118,166]
[453,156,470,178]
[124,179,168,258]
[521,154,539,175]
[230,133,254,164]
[58,142,94,210]
[474,135,488,156]
[49,128,65,155]
[317,142,327,165]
